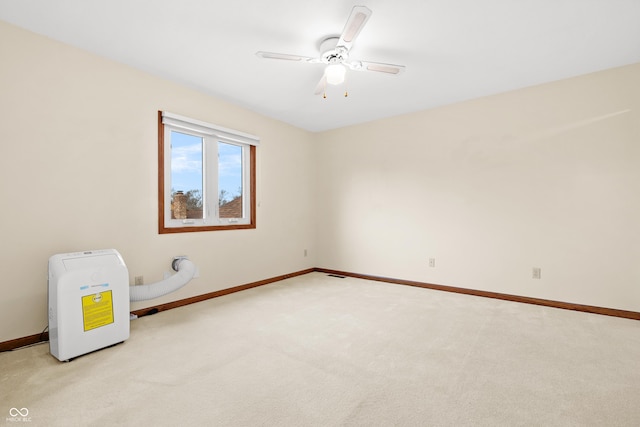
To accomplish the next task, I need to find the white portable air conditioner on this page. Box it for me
[48,249,130,361]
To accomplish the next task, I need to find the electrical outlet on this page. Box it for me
[304,249,308,257]
[428,258,436,268]
[532,267,541,279]
[134,275,144,285]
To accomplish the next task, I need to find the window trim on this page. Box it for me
[158,111,257,234]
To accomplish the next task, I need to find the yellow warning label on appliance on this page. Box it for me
[82,290,114,331]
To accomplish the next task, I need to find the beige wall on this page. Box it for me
[316,62,640,312]
[2,19,639,343]
[0,21,317,342]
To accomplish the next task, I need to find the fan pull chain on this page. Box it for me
[322,90,349,99]
[344,74,349,97]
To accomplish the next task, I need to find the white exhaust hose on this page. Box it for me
[129,258,196,302]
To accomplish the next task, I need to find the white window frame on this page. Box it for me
[159,111,259,233]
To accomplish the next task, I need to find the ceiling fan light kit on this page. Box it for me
[256,5,405,97]
[325,63,346,85]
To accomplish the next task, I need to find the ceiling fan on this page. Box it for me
[256,5,406,97]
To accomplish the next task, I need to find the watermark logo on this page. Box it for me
[6,408,31,423]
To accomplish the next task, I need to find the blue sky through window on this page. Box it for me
[218,142,242,200]
[170,131,242,200]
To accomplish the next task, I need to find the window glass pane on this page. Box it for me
[218,142,243,218]
[170,131,203,219]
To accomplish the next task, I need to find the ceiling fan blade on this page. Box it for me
[255,51,319,63]
[337,6,372,51]
[314,74,327,96]
[348,60,406,75]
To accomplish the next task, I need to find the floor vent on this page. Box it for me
[327,274,346,279]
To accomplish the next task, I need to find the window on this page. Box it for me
[158,111,258,233]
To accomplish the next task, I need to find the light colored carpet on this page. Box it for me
[2,272,640,426]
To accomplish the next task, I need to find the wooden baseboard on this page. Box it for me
[0,331,50,353]
[3,266,638,352]
[315,268,640,321]
[130,268,314,317]
[0,268,314,353]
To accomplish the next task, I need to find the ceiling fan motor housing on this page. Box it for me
[320,37,348,64]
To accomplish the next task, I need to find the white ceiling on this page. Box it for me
[1,0,639,132]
